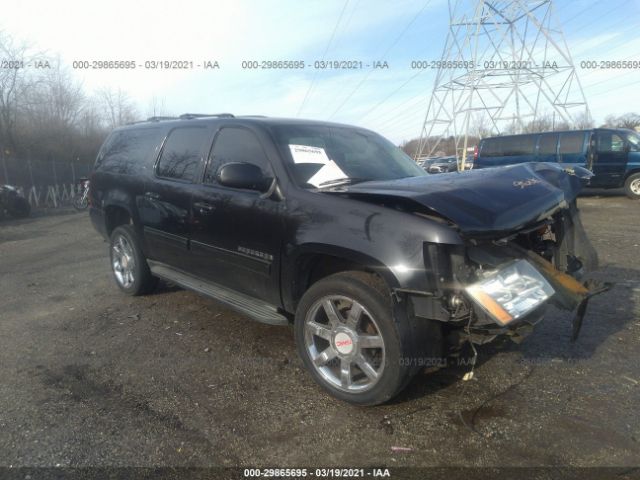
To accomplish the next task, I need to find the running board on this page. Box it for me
[148,261,289,326]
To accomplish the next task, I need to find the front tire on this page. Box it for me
[294,271,432,406]
[109,225,157,296]
[624,173,640,200]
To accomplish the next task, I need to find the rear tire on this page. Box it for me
[109,225,157,296]
[624,173,640,200]
[294,271,441,406]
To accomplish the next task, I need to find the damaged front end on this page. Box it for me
[353,163,614,348]
[404,198,610,349]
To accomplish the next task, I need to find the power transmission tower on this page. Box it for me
[415,0,591,166]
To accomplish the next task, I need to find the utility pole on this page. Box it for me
[415,0,590,166]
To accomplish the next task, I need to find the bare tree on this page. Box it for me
[523,115,553,133]
[604,112,640,130]
[22,57,84,130]
[0,31,36,153]
[573,111,594,129]
[96,87,138,129]
[471,114,494,139]
[18,56,90,160]
[146,95,169,119]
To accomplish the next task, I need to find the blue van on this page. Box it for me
[475,129,640,199]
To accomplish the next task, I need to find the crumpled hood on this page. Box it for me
[338,162,592,236]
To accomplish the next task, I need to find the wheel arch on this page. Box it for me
[104,201,134,237]
[624,168,640,181]
[283,244,401,313]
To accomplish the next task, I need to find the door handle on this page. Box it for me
[193,201,215,213]
[144,191,160,200]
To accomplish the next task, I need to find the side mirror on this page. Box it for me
[217,162,273,192]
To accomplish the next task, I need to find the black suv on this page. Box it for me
[90,114,605,405]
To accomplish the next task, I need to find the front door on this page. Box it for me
[138,125,211,267]
[189,126,283,306]
[592,130,628,187]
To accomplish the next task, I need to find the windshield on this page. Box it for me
[270,124,426,188]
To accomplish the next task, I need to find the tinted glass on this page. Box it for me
[481,138,502,157]
[627,132,640,152]
[156,127,209,182]
[270,124,426,188]
[96,127,163,175]
[501,135,535,156]
[597,131,625,153]
[205,127,271,184]
[559,132,586,154]
[538,134,558,155]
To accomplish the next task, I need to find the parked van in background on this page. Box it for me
[475,129,640,199]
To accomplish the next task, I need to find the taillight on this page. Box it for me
[473,145,478,161]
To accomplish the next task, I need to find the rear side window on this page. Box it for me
[559,132,586,154]
[501,135,535,156]
[538,134,558,155]
[204,127,271,184]
[156,127,210,182]
[482,136,534,157]
[96,127,163,175]
[481,138,502,157]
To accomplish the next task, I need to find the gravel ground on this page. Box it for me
[0,193,639,469]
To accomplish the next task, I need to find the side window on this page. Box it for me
[156,127,209,182]
[481,138,502,157]
[627,133,640,152]
[493,137,506,156]
[502,135,535,156]
[204,127,271,184]
[96,127,163,175]
[597,131,625,153]
[538,134,558,155]
[559,132,586,155]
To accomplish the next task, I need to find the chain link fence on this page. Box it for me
[0,154,93,208]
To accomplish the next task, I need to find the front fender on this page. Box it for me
[281,191,463,311]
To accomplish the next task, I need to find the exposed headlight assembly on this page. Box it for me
[466,259,555,326]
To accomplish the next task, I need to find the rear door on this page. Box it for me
[137,125,212,267]
[189,126,284,305]
[536,133,558,163]
[557,131,588,168]
[592,130,628,187]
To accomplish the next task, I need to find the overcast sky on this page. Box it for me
[1,0,639,143]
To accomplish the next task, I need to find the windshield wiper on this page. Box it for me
[317,177,371,188]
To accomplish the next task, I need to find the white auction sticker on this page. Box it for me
[288,144,330,164]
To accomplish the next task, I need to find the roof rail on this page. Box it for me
[179,113,235,120]
[146,116,179,122]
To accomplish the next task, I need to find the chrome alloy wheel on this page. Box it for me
[630,177,640,195]
[112,234,136,289]
[304,295,385,393]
